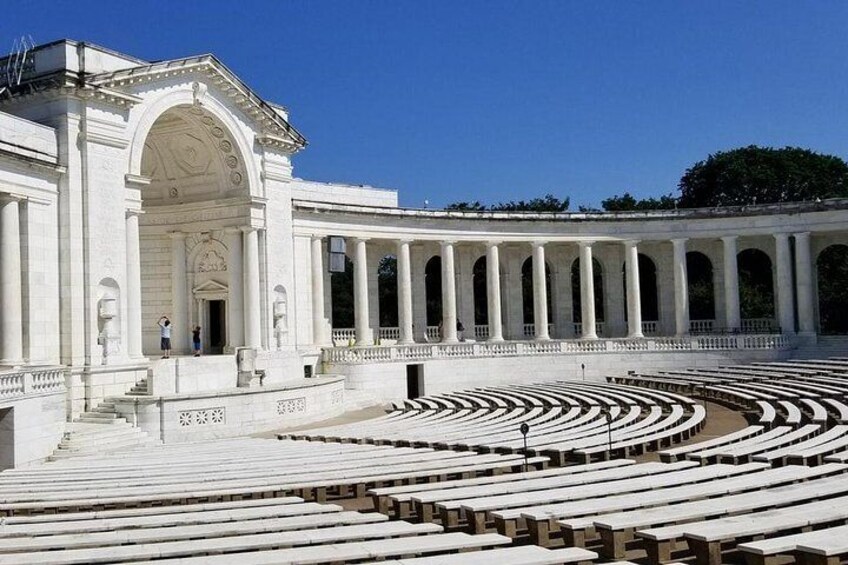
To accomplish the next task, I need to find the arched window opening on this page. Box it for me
[817,244,848,334]
[330,256,354,328]
[472,256,488,325]
[686,252,715,326]
[737,248,775,326]
[424,256,442,326]
[377,255,398,328]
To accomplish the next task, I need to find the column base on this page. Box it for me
[487,336,505,343]
[627,333,645,339]
[581,334,598,340]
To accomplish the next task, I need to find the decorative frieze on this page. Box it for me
[178,407,225,427]
[277,397,306,415]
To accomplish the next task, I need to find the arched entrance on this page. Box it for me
[137,104,253,356]
[686,251,715,333]
[817,244,848,334]
[737,248,775,331]
[378,255,399,329]
[424,256,443,328]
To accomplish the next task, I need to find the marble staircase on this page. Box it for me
[50,419,161,460]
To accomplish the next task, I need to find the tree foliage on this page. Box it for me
[601,192,677,211]
[446,193,569,212]
[678,146,848,208]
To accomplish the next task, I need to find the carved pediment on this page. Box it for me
[193,279,228,294]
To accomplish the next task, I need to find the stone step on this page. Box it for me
[57,432,154,452]
[80,411,121,419]
[77,416,128,425]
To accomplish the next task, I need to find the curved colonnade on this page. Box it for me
[296,200,848,349]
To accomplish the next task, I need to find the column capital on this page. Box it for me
[352,236,370,244]
[721,235,738,243]
[0,193,23,204]
[168,230,187,240]
[311,234,324,242]
[440,239,457,246]
[396,238,414,245]
[125,208,143,218]
[773,232,791,241]
[623,239,640,247]
[671,237,688,245]
[240,225,259,234]
[794,231,811,240]
[577,240,595,248]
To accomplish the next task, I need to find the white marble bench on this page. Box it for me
[659,425,764,462]
[373,545,598,565]
[737,523,848,565]
[517,463,832,547]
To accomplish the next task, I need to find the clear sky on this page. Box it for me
[4,1,848,208]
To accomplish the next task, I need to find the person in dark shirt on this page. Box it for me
[192,326,202,357]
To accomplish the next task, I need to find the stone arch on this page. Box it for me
[520,256,553,325]
[330,256,355,329]
[424,256,442,326]
[571,257,605,323]
[686,251,715,323]
[472,255,488,325]
[816,244,848,334]
[127,87,259,195]
[738,248,775,321]
[377,254,398,328]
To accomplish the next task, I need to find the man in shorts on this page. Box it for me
[158,316,172,358]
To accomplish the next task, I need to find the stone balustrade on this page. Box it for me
[323,333,793,364]
[0,367,64,402]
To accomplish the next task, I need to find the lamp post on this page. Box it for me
[520,422,530,472]
[604,410,613,457]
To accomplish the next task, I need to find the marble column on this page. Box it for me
[532,241,550,340]
[579,241,598,339]
[624,240,644,338]
[397,239,414,344]
[125,211,143,359]
[0,196,23,364]
[225,228,244,348]
[486,242,504,342]
[353,238,371,345]
[774,233,795,334]
[243,227,262,348]
[170,231,188,354]
[672,238,690,337]
[441,241,458,343]
[722,236,741,331]
[794,232,815,334]
[311,236,327,345]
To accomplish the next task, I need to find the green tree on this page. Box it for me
[446,193,569,212]
[601,192,677,211]
[678,145,848,208]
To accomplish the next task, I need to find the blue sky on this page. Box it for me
[4,1,848,208]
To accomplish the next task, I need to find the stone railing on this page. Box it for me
[331,328,356,344]
[323,333,793,364]
[523,323,555,338]
[0,367,65,401]
[742,318,777,333]
[474,325,490,340]
[378,327,400,340]
[573,321,606,336]
[641,321,659,335]
[689,319,715,334]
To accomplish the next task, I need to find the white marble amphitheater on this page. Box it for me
[2,40,848,564]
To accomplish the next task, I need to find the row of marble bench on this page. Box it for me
[287,382,705,464]
[612,357,848,466]
[367,457,848,565]
[0,437,612,564]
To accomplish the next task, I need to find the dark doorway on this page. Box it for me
[406,364,424,399]
[208,300,226,354]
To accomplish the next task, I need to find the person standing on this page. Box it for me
[192,326,202,357]
[158,316,172,359]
